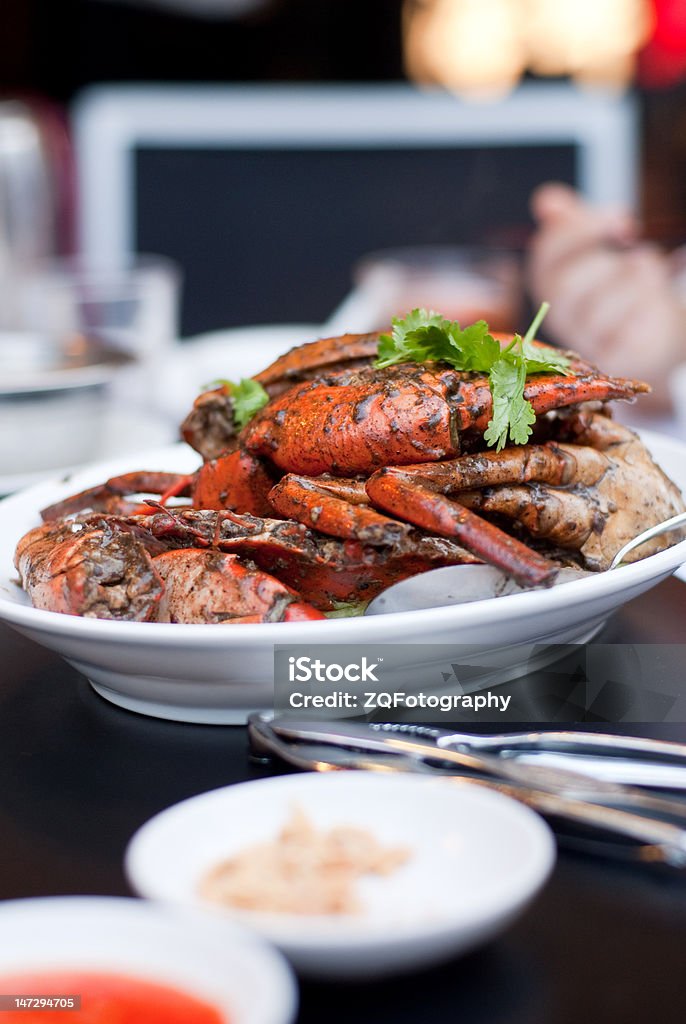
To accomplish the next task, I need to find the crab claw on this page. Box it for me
[15,517,164,620]
[153,549,325,623]
[365,468,558,588]
[192,449,276,517]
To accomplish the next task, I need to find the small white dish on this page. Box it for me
[125,772,556,978]
[0,896,296,1024]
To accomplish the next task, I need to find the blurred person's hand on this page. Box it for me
[527,182,686,408]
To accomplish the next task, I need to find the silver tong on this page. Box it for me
[370,723,686,789]
[248,714,686,869]
[393,722,686,761]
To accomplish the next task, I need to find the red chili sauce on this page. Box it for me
[0,971,226,1023]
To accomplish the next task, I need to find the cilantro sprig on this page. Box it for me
[206,377,270,429]
[323,599,370,618]
[375,302,571,450]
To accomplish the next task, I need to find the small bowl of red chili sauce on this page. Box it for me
[0,896,296,1024]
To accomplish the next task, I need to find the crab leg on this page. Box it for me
[269,474,411,545]
[366,468,558,587]
[136,508,476,609]
[40,450,278,524]
[454,372,650,435]
[367,417,686,573]
[363,442,609,579]
[458,486,598,548]
[40,472,192,522]
[398,442,610,492]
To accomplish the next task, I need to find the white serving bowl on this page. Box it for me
[0,429,684,723]
[0,897,296,1024]
[125,772,556,979]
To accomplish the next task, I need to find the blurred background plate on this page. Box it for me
[157,323,321,421]
[0,333,135,393]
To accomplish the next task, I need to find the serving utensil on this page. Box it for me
[370,723,686,790]
[364,510,686,615]
[372,721,686,765]
[260,716,686,823]
[247,715,686,869]
[609,510,686,569]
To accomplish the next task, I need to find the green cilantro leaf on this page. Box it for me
[204,377,270,429]
[449,320,502,371]
[323,600,370,618]
[484,355,537,450]
[375,309,455,367]
[375,331,397,367]
[374,302,570,450]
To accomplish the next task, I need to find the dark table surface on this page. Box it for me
[2,578,686,1024]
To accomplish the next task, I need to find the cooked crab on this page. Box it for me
[40,332,677,584]
[20,326,685,620]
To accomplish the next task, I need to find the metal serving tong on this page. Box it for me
[249,714,686,868]
[262,716,686,811]
[248,714,686,869]
[367,723,686,789]
[370,724,686,770]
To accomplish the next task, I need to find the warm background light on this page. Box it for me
[403,0,654,95]
[525,0,652,86]
[403,0,526,97]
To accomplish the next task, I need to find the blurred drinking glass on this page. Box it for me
[0,256,180,487]
[0,100,61,278]
[8,255,181,400]
[326,245,523,335]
